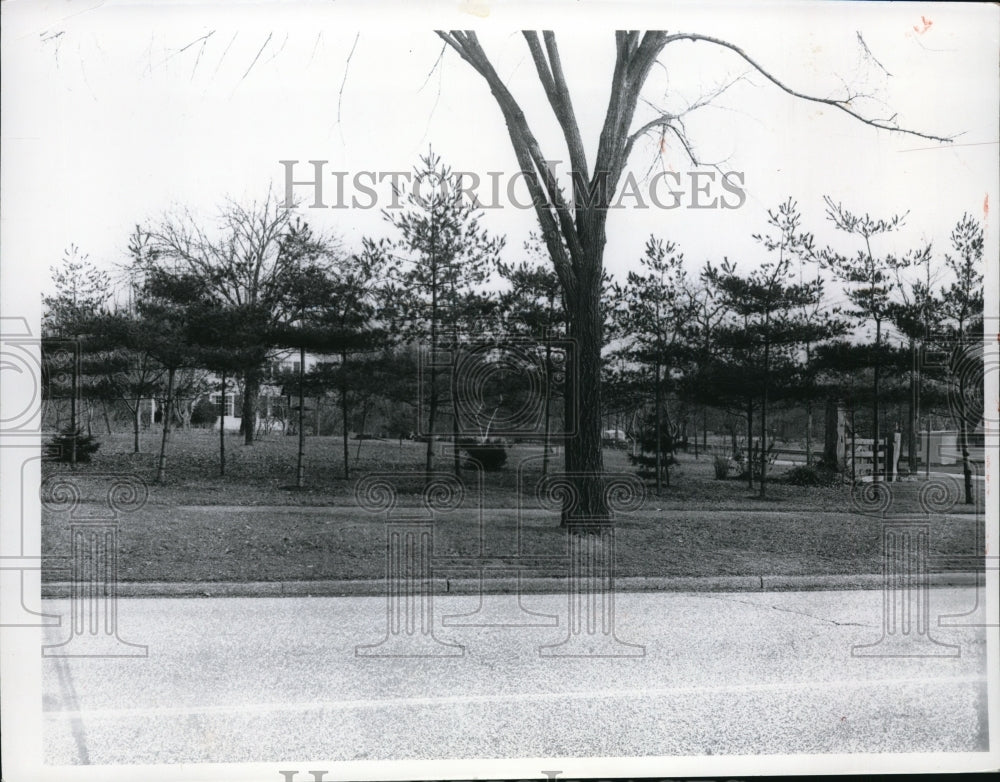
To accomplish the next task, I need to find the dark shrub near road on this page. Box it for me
[460,439,508,471]
[782,464,840,487]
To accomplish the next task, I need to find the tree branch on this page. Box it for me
[437,30,582,295]
[661,33,954,143]
[542,32,590,181]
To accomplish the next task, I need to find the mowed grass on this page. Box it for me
[40,430,986,583]
[42,430,985,512]
[40,505,982,583]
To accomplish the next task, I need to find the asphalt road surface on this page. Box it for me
[42,587,990,765]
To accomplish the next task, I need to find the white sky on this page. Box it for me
[2,0,998,334]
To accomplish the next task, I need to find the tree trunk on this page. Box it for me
[219,371,226,477]
[958,374,973,504]
[340,351,350,480]
[759,342,769,499]
[296,347,306,488]
[908,336,917,475]
[805,401,812,467]
[662,416,671,488]
[425,361,437,473]
[561,268,607,524]
[155,367,175,484]
[746,398,754,490]
[851,409,857,484]
[804,343,812,467]
[101,400,113,435]
[693,407,699,459]
[653,360,662,494]
[872,318,881,482]
[240,371,260,445]
[451,341,461,477]
[355,404,369,466]
[542,340,552,476]
[426,221,439,474]
[133,399,142,453]
[70,354,78,468]
[823,396,838,468]
[759,400,767,498]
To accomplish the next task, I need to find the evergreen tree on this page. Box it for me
[365,150,505,474]
[706,199,837,497]
[939,214,984,503]
[612,236,693,491]
[820,197,920,482]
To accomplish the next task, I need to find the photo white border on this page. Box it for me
[2,1,998,779]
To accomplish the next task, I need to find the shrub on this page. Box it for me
[626,452,678,485]
[628,452,677,470]
[460,439,508,471]
[781,464,839,487]
[814,456,841,473]
[190,397,219,427]
[46,428,100,463]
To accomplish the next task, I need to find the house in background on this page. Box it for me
[208,349,341,433]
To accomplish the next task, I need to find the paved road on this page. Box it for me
[41,588,990,765]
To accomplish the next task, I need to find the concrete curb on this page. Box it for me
[40,571,985,599]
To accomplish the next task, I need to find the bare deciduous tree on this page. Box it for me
[436,30,951,519]
[139,192,338,445]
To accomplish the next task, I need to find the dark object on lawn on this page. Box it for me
[353,432,378,440]
[46,428,100,463]
[190,397,218,427]
[782,464,839,487]
[628,451,677,474]
[814,456,841,473]
[712,454,731,480]
[460,439,508,471]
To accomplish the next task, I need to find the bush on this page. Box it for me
[190,397,219,427]
[781,464,839,487]
[460,439,508,471]
[813,456,840,473]
[627,452,678,469]
[46,428,100,463]
[712,454,731,480]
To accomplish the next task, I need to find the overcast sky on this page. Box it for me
[3,0,997,333]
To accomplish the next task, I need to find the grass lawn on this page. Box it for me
[40,505,983,583]
[40,430,986,583]
[40,430,986,511]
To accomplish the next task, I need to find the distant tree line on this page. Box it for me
[42,152,984,501]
